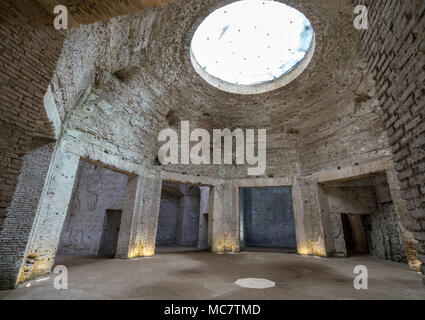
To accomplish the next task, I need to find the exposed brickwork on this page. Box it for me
[49,0,388,182]
[56,0,173,25]
[17,144,80,284]
[0,139,55,289]
[1,0,424,291]
[0,0,64,232]
[352,0,425,279]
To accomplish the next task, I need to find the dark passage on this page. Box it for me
[341,214,369,256]
[240,187,297,250]
[98,210,122,258]
[156,183,201,250]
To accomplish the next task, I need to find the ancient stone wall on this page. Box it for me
[0,0,64,232]
[2,0,424,288]
[176,186,200,246]
[49,0,391,181]
[156,192,180,245]
[0,139,56,289]
[240,187,296,248]
[322,181,377,257]
[322,174,407,262]
[298,68,392,176]
[58,161,128,256]
[351,0,425,280]
[370,173,406,262]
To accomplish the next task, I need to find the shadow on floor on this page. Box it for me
[155,245,207,254]
[242,246,298,254]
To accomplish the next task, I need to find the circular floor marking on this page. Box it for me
[235,278,276,289]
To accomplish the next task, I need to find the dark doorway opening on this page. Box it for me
[98,210,122,258]
[240,187,297,252]
[156,182,208,253]
[341,214,370,256]
[323,172,407,262]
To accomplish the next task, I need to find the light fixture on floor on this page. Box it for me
[235,278,275,289]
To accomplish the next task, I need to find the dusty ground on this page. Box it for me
[1,251,424,300]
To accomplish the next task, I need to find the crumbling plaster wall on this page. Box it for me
[58,161,128,256]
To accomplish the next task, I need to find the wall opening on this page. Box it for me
[341,214,370,256]
[190,0,315,94]
[156,182,209,253]
[239,187,297,252]
[57,160,128,259]
[98,210,122,258]
[322,173,408,262]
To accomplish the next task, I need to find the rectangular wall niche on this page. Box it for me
[239,187,297,251]
[156,182,209,252]
[57,160,128,258]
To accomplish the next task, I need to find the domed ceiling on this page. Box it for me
[51,0,389,177]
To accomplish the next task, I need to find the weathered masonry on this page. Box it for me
[0,0,424,290]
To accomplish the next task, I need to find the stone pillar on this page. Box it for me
[116,176,162,258]
[209,181,239,253]
[198,187,210,250]
[115,175,141,258]
[0,140,79,289]
[386,169,421,270]
[317,184,336,256]
[292,178,327,257]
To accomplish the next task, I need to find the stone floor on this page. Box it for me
[1,252,424,300]
[155,244,201,253]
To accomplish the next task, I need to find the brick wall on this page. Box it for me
[351,0,425,279]
[0,139,55,289]
[0,0,64,231]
